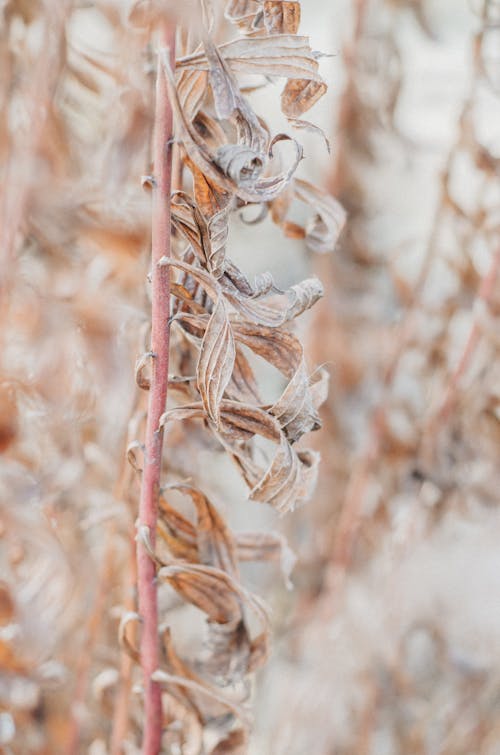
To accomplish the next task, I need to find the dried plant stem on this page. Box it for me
[137,23,175,755]
[66,536,115,754]
[111,404,144,753]
[430,246,500,426]
[111,537,137,755]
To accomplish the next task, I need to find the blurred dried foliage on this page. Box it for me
[2,0,500,753]
[256,0,500,753]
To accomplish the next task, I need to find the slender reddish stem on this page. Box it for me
[137,23,175,755]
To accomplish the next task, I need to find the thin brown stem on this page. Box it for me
[430,246,500,426]
[137,23,175,755]
[66,536,114,754]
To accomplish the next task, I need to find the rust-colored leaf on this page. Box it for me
[281,77,327,117]
[263,1,301,34]
[210,728,248,754]
[294,178,346,253]
[197,297,235,424]
[167,485,239,577]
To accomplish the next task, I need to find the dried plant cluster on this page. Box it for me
[132,1,346,751]
[3,0,500,753]
[0,0,344,753]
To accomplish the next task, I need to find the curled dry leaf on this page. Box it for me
[210,727,248,754]
[287,117,331,153]
[164,484,239,576]
[164,46,304,203]
[225,0,263,35]
[163,402,320,512]
[236,531,296,587]
[176,313,327,442]
[263,1,301,35]
[295,178,347,253]
[179,35,323,82]
[270,177,346,253]
[281,77,328,117]
[162,627,238,721]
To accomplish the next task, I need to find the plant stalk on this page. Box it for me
[137,23,175,755]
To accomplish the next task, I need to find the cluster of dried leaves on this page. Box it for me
[129,1,346,751]
[0,0,345,753]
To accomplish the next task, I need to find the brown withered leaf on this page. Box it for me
[285,276,324,319]
[210,728,248,754]
[159,256,221,303]
[160,563,242,624]
[225,0,263,35]
[197,297,235,424]
[153,667,250,727]
[162,692,203,755]
[163,401,320,512]
[269,177,346,251]
[294,178,346,253]
[263,1,301,34]
[206,618,253,684]
[172,191,228,279]
[230,320,324,442]
[167,256,322,332]
[159,561,269,630]
[167,485,239,577]
[158,497,199,562]
[214,402,320,510]
[177,68,209,122]
[236,531,296,587]
[176,313,326,442]
[281,78,327,117]
[204,37,241,121]
[188,36,268,171]
[162,628,233,722]
[163,53,302,203]
[287,117,331,153]
[179,35,323,82]
[229,346,262,404]
[221,269,322,327]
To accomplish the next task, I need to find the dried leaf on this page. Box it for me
[294,178,346,253]
[197,297,235,424]
[177,313,326,442]
[160,563,242,624]
[225,0,263,35]
[210,728,248,754]
[222,270,321,327]
[162,628,232,721]
[163,401,320,512]
[177,68,209,123]
[163,52,302,202]
[281,78,327,117]
[287,117,331,153]
[179,35,323,82]
[263,1,301,34]
[153,666,249,725]
[236,531,296,587]
[167,485,239,577]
